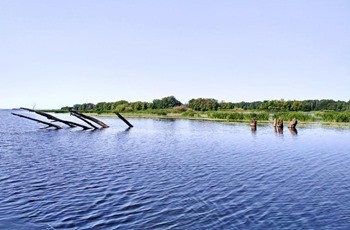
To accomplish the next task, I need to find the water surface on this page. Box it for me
[1,110,350,229]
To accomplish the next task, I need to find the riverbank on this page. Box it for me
[44,110,350,127]
[104,112,350,127]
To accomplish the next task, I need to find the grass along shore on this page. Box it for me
[43,109,350,124]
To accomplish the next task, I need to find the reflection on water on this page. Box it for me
[289,127,298,136]
[251,126,257,132]
[274,126,284,135]
[1,110,350,229]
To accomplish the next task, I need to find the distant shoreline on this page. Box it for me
[96,112,350,126]
[35,110,350,127]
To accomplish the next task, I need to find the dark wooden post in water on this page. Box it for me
[20,107,91,130]
[115,113,134,128]
[288,118,298,128]
[288,118,298,135]
[273,118,283,128]
[69,110,109,128]
[250,118,257,131]
[70,112,99,129]
[273,118,284,134]
[12,113,62,129]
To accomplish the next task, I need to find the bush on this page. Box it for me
[171,105,188,113]
[209,112,243,121]
[273,112,314,122]
[149,110,167,116]
[319,112,350,122]
[152,96,182,109]
[209,112,269,121]
[209,112,229,119]
[226,113,244,121]
[182,110,199,117]
[188,98,219,111]
[114,104,134,113]
[335,112,350,122]
[248,112,270,121]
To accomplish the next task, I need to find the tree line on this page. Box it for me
[61,96,350,113]
[61,96,182,113]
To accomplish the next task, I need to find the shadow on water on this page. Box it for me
[124,127,132,132]
[87,128,107,133]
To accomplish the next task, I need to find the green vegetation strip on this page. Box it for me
[44,96,350,123]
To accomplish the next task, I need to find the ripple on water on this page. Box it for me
[1,113,350,229]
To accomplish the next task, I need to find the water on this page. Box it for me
[1,110,350,229]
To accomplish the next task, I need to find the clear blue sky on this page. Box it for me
[1,0,349,109]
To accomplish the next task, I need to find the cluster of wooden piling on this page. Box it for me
[250,117,298,133]
[12,108,133,130]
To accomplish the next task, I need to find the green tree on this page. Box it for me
[152,96,182,109]
[189,98,219,111]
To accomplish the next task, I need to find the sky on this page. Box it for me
[0,0,349,109]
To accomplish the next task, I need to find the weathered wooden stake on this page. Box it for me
[273,118,283,128]
[12,113,62,129]
[288,118,298,128]
[69,110,109,128]
[250,118,257,132]
[20,107,91,130]
[250,118,257,127]
[70,113,99,129]
[115,112,133,128]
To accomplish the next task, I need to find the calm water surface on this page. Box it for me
[1,110,350,229]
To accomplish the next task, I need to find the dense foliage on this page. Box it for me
[316,111,350,123]
[151,96,182,109]
[188,98,219,111]
[189,99,350,112]
[61,96,181,113]
[60,96,350,122]
[62,97,350,113]
[258,99,350,112]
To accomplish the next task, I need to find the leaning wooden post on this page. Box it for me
[21,107,76,127]
[20,107,91,130]
[70,112,99,129]
[69,110,109,128]
[115,112,133,128]
[12,113,62,129]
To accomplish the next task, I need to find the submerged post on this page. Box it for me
[115,112,133,128]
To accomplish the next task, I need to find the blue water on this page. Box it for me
[1,110,350,229]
